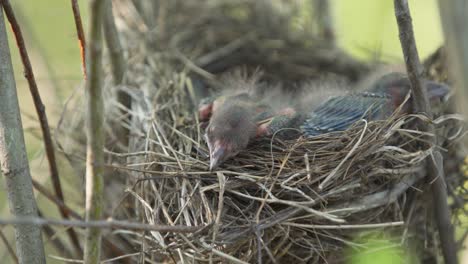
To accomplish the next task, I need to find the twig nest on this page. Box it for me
[57,1,465,262]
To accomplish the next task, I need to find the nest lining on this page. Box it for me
[80,63,455,262]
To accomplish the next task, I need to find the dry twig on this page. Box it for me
[71,0,87,79]
[0,217,204,233]
[32,180,133,262]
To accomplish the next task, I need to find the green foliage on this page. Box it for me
[335,0,442,61]
[346,232,416,264]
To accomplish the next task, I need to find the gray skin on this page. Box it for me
[204,99,259,170]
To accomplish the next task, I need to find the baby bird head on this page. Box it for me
[204,102,257,170]
[371,72,450,106]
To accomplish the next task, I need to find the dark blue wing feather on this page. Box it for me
[301,92,390,137]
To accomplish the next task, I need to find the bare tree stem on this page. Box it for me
[0,4,46,263]
[84,0,106,262]
[393,1,457,263]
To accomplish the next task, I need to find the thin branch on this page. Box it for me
[0,229,19,264]
[394,0,429,114]
[32,179,132,262]
[48,256,83,264]
[393,1,457,264]
[32,179,82,220]
[283,221,404,229]
[427,151,458,264]
[84,0,106,262]
[0,0,83,256]
[0,3,46,263]
[71,0,87,79]
[0,217,204,233]
[37,209,74,259]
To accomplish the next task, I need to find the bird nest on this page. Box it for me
[57,0,466,262]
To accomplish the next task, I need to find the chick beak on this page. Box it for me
[209,144,227,171]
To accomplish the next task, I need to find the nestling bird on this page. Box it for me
[200,72,449,170]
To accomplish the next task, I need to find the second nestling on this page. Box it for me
[199,72,450,170]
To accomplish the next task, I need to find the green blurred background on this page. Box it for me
[1,0,463,263]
